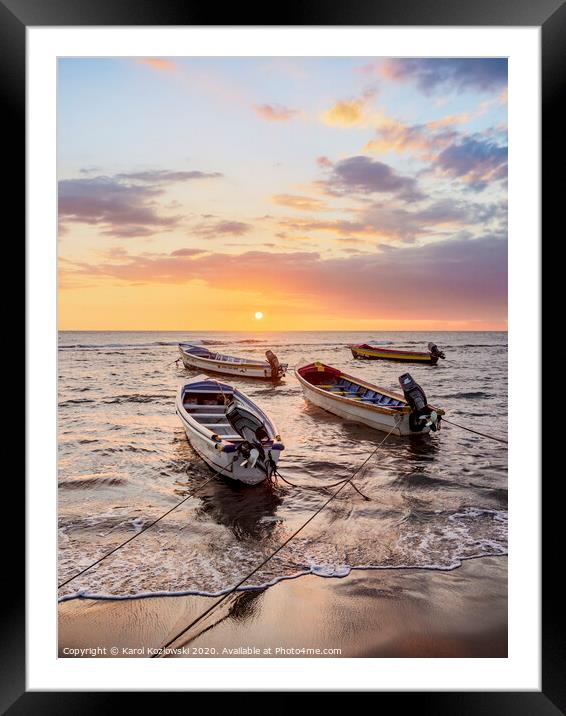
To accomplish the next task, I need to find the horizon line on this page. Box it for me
[58,328,508,333]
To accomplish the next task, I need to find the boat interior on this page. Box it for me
[299,366,406,408]
[181,384,243,439]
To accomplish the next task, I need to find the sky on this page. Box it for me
[58,57,508,331]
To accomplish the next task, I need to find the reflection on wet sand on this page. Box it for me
[59,557,507,658]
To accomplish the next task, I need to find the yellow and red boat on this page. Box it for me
[348,342,446,366]
[296,361,444,436]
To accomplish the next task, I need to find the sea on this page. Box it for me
[58,331,507,601]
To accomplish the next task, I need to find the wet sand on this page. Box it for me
[59,555,506,658]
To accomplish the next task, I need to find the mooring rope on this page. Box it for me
[442,417,507,444]
[275,469,371,500]
[151,419,400,657]
[57,472,220,590]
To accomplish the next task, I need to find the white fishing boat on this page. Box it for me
[178,343,288,380]
[176,375,284,485]
[295,361,444,437]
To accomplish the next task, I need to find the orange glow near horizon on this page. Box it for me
[57,281,507,331]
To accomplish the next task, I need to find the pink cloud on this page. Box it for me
[316,156,333,168]
[60,235,507,322]
[252,103,299,122]
[271,194,327,211]
[136,58,179,72]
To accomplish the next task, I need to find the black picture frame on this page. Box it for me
[6,0,561,708]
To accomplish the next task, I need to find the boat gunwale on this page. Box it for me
[295,362,444,416]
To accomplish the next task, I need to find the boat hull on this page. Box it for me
[177,412,281,485]
[298,380,415,436]
[349,345,438,365]
[179,348,286,379]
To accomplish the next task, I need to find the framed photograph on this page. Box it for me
[9,0,559,707]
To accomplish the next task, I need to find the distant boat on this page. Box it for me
[178,343,288,380]
[176,375,284,485]
[348,342,446,365]
[295,361,444,436]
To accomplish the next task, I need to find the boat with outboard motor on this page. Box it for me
[176,375,284,484]
[295,361,444,436]
[178,343,287,380]
[348,342,446,365]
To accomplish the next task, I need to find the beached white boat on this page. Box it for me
[178,343,288,380]
[176,375,284,484]
[295,362,444,437]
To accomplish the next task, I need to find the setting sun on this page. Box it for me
[254,311,264,320]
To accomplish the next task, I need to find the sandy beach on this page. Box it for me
[59,555,506,658]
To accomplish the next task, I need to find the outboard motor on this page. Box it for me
[428,342,446,360]
[225,401,273,475]
[226,402,268,444]
[398,373,439,433]
[265,350,282,380]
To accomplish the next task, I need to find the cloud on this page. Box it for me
[357,199,504,242]
[321,99,365,127]
[362,100,500,160]
[192,220,253,238]
[58,168,223,238]
[316,156,333,168]
[321,89,377,127]
[364,115,458,159]
[252,103,299,121]
[377,58,507,94]
[321,156,425,201]
[114,170,223,183]
[136,58,179,72]
[277,217,373,238]
[336,91,501,163]
[278,198,505,244]
[434,135,507,190]
[61,235,507,321]
[271,194,327,211]
[58,176,180,238]
[170,248,208,257]
[427,112,473,130]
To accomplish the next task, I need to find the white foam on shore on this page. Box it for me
[58,551,506,604]
[57,504,508,604]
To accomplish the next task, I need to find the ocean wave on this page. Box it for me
[59,341,181,350]
[459,344,505,349]
[102,393,171,404]
[59,475,128,489]
[59,398,96,406]
[204,339,266,346]
[442,391,492,399]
